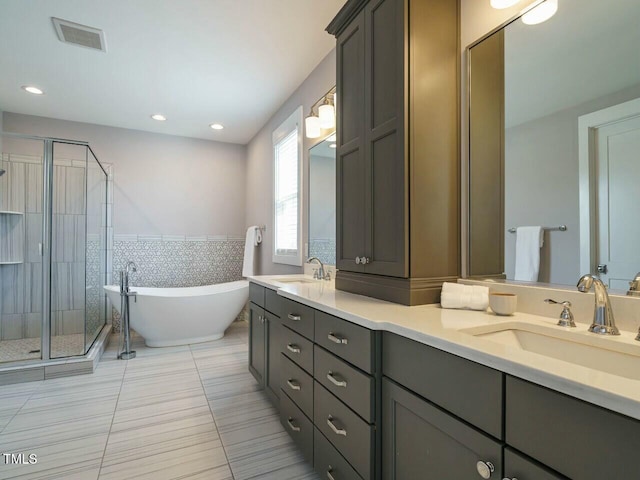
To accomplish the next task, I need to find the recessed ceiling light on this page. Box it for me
[22,85,44,95]
[329,143,337,149]
[210,123,224,130]
[151,114,167,121]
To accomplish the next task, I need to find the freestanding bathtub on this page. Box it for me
[104,281,249,347]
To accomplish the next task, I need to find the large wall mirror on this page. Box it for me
[468,0,640,291]
[308,132,336,265]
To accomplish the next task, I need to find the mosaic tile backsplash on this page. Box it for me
[111,235,246,331]
[308,238,336,266]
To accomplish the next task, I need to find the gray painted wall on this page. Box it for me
[245,49,336,275]
[3,113,247,237]
[504,83,640,285]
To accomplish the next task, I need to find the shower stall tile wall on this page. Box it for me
[0,137,111,365]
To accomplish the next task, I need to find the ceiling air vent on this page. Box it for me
[52,17,107,52]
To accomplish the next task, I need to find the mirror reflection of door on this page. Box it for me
[467,0,640,290]
[308,132,336,265]
[590,107,640,289]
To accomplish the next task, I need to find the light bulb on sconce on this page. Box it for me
[490,0,520,9]
[318,95,336,129]
[522,0,558,24]
[305,114,321,139]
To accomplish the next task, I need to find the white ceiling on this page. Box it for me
[0,0,345,144]
[504,0,640,127]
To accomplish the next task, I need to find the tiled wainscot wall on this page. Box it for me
[111,234,246,331]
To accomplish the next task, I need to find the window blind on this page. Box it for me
[274,128,299,256]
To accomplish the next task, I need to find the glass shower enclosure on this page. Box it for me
[0,133,108,365]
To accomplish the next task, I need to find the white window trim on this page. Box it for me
[272,105,304,266]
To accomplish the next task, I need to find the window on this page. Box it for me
[273,106,303,265]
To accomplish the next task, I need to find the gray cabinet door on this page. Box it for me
[363,0,406,278]
[264,311,282,403]
[336,8,366,274]
[248,302,265,386]
[382,378,503,480]
[504,448,566,480]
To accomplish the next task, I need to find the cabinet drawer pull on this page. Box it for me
[288,313,301,321]
[286,343,301,354]
[326,415,347,437]
[327,332,348,345]
[476,461,495,479]
[259,315,265,324]
[286,379,301,391]
[326,371,347,388]
[502,478,518,480]
[286,417,301,432]
[327,469,336,480]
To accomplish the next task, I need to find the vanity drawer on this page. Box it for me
[280,354,313,419]
[314,427,363,480]
[280,389,313,464]
[383,332,503,439]
[314,382,373,480]
[315,311,374,373]
[504,448,565,480]
[314,345,374,423]
[249,283,265,307]
[506,376,640,480]
[280,326,314,374]
[265,288,282,317]
[281,298,315,340]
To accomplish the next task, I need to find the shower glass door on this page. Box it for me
[0,135,45,363]
[50,142,87,358]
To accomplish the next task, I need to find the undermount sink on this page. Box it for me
[274,276,318,284]
[461,322,640,381]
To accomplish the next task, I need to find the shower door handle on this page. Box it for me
[38,243,43,256]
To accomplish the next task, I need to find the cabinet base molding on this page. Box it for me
[335,271,458,305]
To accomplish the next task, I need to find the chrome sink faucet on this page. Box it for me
[627,272,640,297]
[577,274,620,335]
[307,257,330,281]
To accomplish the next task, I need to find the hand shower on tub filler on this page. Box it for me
[118,261,138,360]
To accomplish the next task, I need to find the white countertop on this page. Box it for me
[249,275,640,421]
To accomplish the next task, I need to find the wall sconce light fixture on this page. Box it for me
[305,86,337,139]
[522,0,558,24]
[490,0,520,9]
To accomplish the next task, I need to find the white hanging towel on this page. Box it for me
[242,226,259,277]
[514,226,544,282]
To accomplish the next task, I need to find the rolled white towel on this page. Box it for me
[440,282,489,311]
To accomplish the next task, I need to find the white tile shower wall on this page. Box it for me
[110,235,246,331]
[0,153,113,346]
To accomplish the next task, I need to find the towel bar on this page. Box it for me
[508,225,567,234]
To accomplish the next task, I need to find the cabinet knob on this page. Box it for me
[364,257,370,264]
[355,256,361,264]
[476,461,495,479]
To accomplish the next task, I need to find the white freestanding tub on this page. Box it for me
[104,281,249,347]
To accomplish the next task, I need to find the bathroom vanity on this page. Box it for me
[248,277,640,480]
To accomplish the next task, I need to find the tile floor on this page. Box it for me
[0,322,319,480]
[0,334,87,363]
